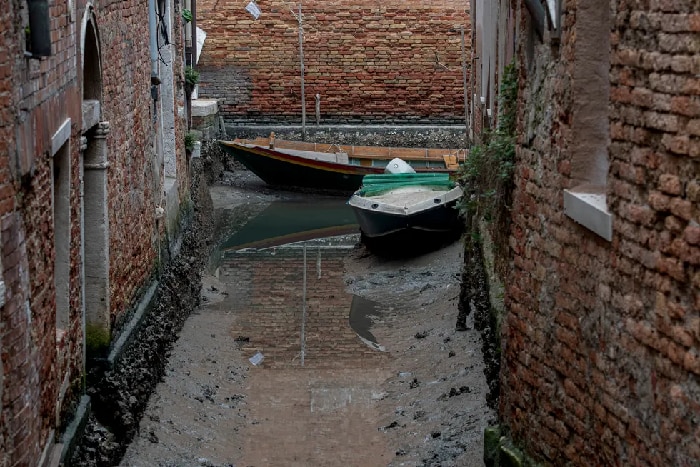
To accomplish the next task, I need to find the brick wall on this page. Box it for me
[98,0,160,327]
[499,1,700,465]
[174,2,189,199]
[1,0,185,463]
[0,0,83,463]
[196,0,471,124]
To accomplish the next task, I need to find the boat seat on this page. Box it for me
[443,154,459,170]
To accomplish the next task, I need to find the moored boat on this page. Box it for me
[219,134,465,192]
[348,173,464,238]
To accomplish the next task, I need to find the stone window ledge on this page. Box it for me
[564,188,612,241]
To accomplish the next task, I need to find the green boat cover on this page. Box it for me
[356,173,456,197]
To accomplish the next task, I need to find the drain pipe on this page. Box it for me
[297,3,306,141]
[148,0,158,81]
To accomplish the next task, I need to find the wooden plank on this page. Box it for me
[351,146,392,157]
[348,153,446,161]
[390,148,428,158]
[443,155,459,170]
[233,137,464,163]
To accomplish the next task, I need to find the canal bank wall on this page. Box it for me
[70,153,220,466]
[223,124,469,149]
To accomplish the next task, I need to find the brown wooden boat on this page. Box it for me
[219,134,465,192]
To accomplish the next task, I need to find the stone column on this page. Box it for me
[82,121,111,356]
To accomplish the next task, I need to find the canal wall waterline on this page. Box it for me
[223,124,470,149]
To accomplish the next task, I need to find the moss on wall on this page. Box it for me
[484,426,541,467]
[85,323,111,358]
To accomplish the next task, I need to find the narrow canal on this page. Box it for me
[120,174,493,466]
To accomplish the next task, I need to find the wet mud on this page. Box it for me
[71,141,495,466]
[71,158,215,466]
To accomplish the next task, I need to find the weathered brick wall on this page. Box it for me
[500,1,699,465]
[0,14,9,451]
[196,0,471,124]
[175,3,189,199]
[1,0,180,463]
[98,0,159,326]
[0,0,83,464]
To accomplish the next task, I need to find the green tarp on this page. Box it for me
[356,173,456,197]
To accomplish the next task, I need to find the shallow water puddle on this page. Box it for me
[349,294,385,350]
[219,198,358,251]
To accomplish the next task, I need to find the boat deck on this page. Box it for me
[362,187,443,207]
[237,136,467,164]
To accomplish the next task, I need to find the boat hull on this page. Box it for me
[220,142,385,191]
[350,200,463,238]
[348,185,464,238]
[219,139,460,192]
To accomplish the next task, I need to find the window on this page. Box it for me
[25,0,52,57]
[563,0,612,241]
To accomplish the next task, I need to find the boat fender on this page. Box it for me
[384,158,416,174]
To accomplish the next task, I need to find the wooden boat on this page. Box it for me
[219,134,465,192]
[348,173,464,238]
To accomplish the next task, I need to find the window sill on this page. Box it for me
[563,188,612,241]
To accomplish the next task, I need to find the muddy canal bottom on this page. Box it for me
[122,192,493,467]
[122,198,395,466]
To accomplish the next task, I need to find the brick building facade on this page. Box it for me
[196,0,472,125]
[473,0,699,464]
[0,0,190,464]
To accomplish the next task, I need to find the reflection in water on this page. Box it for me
[349,295,383,350]
[220,199,359,251]
[215,199,384,352]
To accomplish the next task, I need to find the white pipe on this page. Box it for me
[148,0,158,77]
[298,3,306,140]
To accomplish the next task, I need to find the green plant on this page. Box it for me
[458,62,517,220]
[184,66,199,87]
[184,131,196,152]
[24,25,31,50]
[458,61,517,278]
[181,9,193,23]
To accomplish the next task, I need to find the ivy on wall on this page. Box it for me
[458,61,517,278]
[454,62,518,410]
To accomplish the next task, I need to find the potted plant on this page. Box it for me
[184,131,196,154]
[184,66,199,95]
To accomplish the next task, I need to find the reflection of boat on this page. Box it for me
[219,134,464,192]
[348,173,463,238]
[220,199,358,251]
